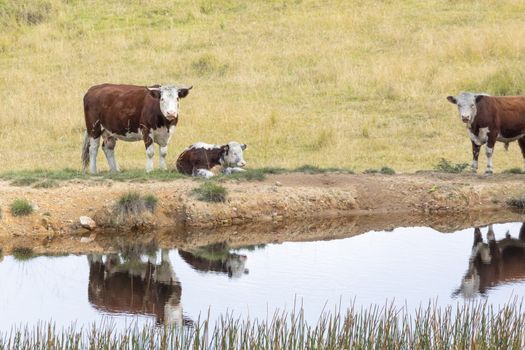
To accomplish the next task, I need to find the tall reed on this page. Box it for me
[2,300,525,349]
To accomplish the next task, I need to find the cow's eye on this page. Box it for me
[470,104,474,108]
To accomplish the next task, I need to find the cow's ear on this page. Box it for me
[241,143,247,150]
[178,86,193,98]
[220,144,229,154]
[148,89,161,99]
[446,96,457,104]
[475,95,484,103]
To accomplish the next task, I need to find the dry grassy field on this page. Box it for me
[2,0,525,172]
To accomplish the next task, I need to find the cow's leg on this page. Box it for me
[518,137,525,172]
[102,135,119,172]
[193,168,214,178]
[484,138,496,175]
[143,131,155,172]
[88,137,100,175]
[471,141,480,173]
[159,145,168,170]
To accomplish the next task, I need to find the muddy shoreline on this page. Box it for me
[1,172,524,254]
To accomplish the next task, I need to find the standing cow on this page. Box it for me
[82,83,192,174]
[447,92,525,174]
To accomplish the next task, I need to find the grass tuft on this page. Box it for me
[507,197,525,209]
[503,168,525,174]
[192,182,228,202]
[33,179,59,188]
[434,158,469,174]
[11,247,35,261]
[116,191,158,218]
[143,194,158,212]
[10,198,34,216]
[10,177,39,187]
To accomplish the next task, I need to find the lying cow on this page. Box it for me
[447,92,525,174]
[453,224,525,298]
[82,83,192,174]
[176,141,247,178]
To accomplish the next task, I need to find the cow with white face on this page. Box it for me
[82,83,192,174]
[176,141,248,178]
[447,91,525,174]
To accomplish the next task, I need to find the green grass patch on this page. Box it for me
[11,247,35,261]
[143,194,158,212]
[10,198,34,216]
[503,168,525,174]
[192,182,228,202]
[294,164,354,174]
[116,191,157,216]
[434,158,469,174]
[364,166,396,175]
[32,179,59,188]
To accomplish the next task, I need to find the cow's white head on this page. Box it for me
[220,141,247,168]
[149,85,192,121]
[447,92,486,125]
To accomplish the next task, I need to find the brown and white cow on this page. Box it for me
[175,141,247,178]
[82,83,192,174]
[447,92,525,174]
[453,224,525,298]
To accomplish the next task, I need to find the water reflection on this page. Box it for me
[455,223,525,298]
[87,243,185,326]
[178,243,251,278]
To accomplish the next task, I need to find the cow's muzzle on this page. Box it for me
[461,116,470,123]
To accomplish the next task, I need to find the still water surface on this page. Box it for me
[1,222,525,330]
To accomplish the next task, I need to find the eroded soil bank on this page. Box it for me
[0,172,524,254]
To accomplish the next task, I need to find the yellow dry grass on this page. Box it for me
[2,0,525,172]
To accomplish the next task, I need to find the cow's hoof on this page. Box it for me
[483,170,493,176]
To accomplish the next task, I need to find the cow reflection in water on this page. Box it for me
[178,243,250,278]
[88,245,184,326]
[454,223,525,298]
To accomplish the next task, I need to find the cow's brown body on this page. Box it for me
[176,146,225,175]
[471,96,525,153]
[83,84,176,146]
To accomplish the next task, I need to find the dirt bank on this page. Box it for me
[0,172,524,245]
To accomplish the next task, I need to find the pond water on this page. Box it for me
[1,221,525,331]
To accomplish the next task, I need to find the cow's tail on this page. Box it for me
[81,131,90,173]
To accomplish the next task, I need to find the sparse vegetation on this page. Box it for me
[143,194,158,212]
[2,301,525,349]
[10,198,34,216]
[434,158,469,174]
[364,167,395,175]
[33,179,59,188]
[192,182,228,202]
[10,177,39,186]
[11,247,35,261]
[294,165,353,174]
[503,167,525,174]
[116,192,157,216]
[507,197,525,209]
